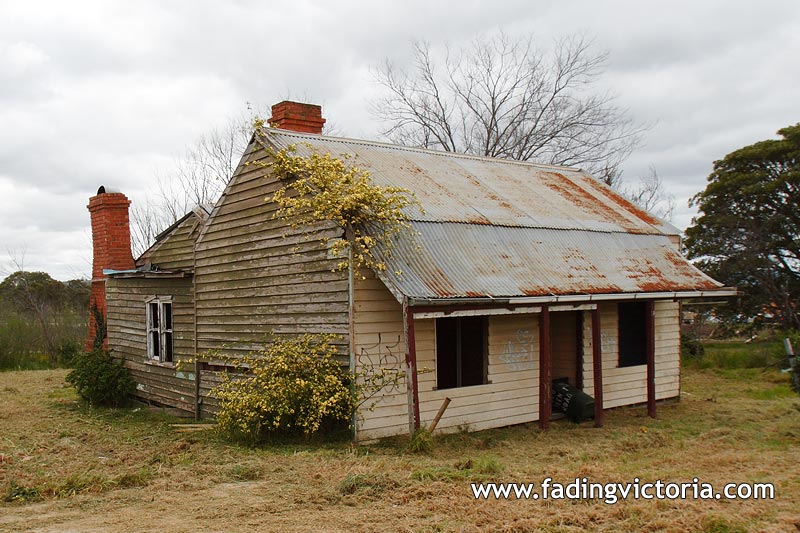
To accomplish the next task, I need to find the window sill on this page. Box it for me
[434,381,492,392]
[144,359,176,369]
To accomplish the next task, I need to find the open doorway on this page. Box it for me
[550,311,583,389]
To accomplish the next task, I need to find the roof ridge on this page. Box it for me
[264,127,583,173]
[406,219,663,236]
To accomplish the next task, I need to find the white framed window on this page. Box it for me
[146,297,173,363]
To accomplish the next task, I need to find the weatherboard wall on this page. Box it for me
[105,277,196,413]
[354,273,682,440]
[138,214,200,271]
[192,141,351,357]
[581,301,681,408]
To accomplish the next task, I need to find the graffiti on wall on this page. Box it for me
[600,332,615,354]
[356,333,404,394]
[499,329,536,371]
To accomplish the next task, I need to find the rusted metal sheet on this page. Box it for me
[263,129,725,301]
[264,129,676,235]
[373,222,722,300]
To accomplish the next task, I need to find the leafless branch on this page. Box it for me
[622,164,676,221]
[371,32,646,186]
[129,112,256,257]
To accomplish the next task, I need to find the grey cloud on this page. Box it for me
[1,0,798,280]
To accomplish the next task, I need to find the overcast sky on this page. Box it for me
[1,0,798,280]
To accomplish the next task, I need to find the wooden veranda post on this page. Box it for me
[575,312,584,391]
[402,299,421,433]
[539,305,551,430]
[591,308,605,427]
[646,301,656,418]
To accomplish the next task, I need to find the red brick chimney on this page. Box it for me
[86,186,135,350]
[269,101,326,134]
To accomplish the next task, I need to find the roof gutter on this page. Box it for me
[408,288,738,307]
[104,268,191,279]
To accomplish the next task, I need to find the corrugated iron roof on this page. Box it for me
[260,128,728,301]
[371,222,721,300]
[264,129,676,235]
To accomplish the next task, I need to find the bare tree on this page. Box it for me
[372,32,645,186]
[130,112,257,256]
[129,102,347,256]
[622,165,676,221]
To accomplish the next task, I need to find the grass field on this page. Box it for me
[684,337,790,370]
[0,357,798,531]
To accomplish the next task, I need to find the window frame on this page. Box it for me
[145,296,174,364]
[435,315,489,390]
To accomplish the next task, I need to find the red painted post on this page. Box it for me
[403,300,421,432]
[575,312,584,390]
[592,308,605,427]
[539,305,551,430]
[646,301,656,418]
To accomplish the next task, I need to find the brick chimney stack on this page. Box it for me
[86,186,135,350]
[269,101,326,134]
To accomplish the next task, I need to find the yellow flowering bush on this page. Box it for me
[211,334,355,443]
[250,121,420,276]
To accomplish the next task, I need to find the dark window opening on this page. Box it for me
[149,302,159,328]
[436,316,487,389]
[163,303,172,330]
[164,332,173,363]
[618,302,648,367]
[150,331,160,360]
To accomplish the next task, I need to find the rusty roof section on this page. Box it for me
[263,129,677,235]
[260,129,728,300]
[371,223,722,300]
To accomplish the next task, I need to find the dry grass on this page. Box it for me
[0,367,798,532]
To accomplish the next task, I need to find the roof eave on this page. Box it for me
[407,288,738,307]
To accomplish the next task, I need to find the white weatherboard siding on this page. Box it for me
[354,271,681,440]
[581,301,681,408]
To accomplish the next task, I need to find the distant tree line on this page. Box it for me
[0,271,89,369]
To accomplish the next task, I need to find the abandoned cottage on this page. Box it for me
[87,101,735,441]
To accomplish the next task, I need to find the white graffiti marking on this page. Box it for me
[500,329,535,371]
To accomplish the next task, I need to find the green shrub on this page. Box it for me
[681,332,705,358]
[406,427,434,454]
[66,349,135,407]
[56,339,81,367]
[211,334,356,444]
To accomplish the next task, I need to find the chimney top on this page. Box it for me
[269,101,326,135]
[87,188,134,277]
